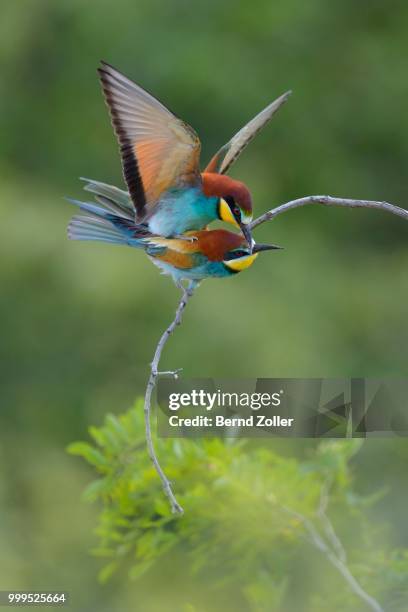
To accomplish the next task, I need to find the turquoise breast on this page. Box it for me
[146,188,219,236]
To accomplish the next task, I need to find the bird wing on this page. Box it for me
[204,91,291,175]
[99,62,202,220]
[143,233,201,254]
[144,234,202,269]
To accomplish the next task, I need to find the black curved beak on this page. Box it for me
[239,223,253,250]
[252,242,283,253]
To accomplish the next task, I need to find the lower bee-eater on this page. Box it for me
[67,184,280,287]
[96,61,290,248]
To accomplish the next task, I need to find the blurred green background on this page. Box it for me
[1,0,408,610]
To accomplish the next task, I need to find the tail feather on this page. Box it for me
[69,233,125,244]
[66,198,113,220]
[71,214,116,228]
[80,178,134,220]
[67,179,150,247]
[68,215,129,245]
[69,216,126,238]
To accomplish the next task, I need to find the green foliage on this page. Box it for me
[68,401,408,610]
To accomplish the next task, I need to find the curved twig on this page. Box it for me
[250,195,408,229]
[317,479,347,565]
[281,484,384,612]
[144,283,195,515]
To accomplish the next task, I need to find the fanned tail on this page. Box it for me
[67,179,149,247]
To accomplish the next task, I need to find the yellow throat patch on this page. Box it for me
[224,253,258,272]
[219,198,239,227]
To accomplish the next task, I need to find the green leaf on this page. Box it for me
[82,478,109,502]
[67,442,109,469]
[128,559,154,581]
[98,560,119,584]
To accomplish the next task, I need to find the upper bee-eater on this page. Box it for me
[67,181,280,288]
[96,61,290,247]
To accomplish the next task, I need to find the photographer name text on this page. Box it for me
[168,414,294,428]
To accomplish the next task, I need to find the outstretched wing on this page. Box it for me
[205,91,291,175]
[99,61,202,220]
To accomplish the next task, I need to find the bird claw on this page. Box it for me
[174,234,197,242]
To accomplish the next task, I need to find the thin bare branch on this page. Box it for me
[250,195,408,230]
[281,485,384,612]
[144,283,195,515]
[317,480,347,564]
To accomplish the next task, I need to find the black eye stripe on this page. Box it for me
[224,248,249,261]
[224,196,240,217]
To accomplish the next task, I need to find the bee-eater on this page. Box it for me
[96,61,290,247]
[67,184,280,287]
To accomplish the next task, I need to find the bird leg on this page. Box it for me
[186,280,200,296]
[174,279,200,297]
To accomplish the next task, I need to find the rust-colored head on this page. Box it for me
[193,229,281,273]
[202,173,252,214]
[194,229,246,261]
[201,173,253,247]
[194,229,257,272]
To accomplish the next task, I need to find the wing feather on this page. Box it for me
[98,62,202,219]
[205,91,291,175]
[144,234,200,254]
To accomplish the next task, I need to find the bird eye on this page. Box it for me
[225,196,240,219]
